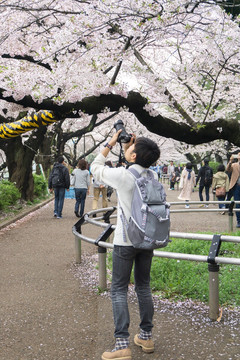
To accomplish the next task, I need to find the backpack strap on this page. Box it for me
[128,167,154,180]
[128,167,140,178]
[117,194,128,243]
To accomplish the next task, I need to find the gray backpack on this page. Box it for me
[121,167,171,250]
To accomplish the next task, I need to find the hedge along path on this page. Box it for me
[0,188,239,360]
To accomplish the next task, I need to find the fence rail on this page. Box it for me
[170,199,240,233]
[72,206,240,321]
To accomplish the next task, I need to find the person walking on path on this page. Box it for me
[167,160,175,190]
[71,159,90,218]
[196,159,213,207]
[178,162,196,208]
[226,153,240,227]
[91,130,160,360]
[212,164,229,213]
[48,156,70,218]
[92,178,108,215]
[174,166,181,190]
[169,170,177,191]
[225,159,237,208]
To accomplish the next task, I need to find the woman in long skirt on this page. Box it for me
[178,163,196,208]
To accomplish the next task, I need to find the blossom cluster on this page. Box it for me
[0,0,239,127]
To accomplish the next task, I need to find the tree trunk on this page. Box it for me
[4,137,35,200]
[36,132,55,178]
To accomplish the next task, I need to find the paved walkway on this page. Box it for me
[0,188,239,360]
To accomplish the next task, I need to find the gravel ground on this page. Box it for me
[0,185,239,360]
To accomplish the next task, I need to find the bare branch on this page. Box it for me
[1,54,52,70]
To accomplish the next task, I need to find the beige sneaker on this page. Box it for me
[134,334,154,353]
[101,347,132,360]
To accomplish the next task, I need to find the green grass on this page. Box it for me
[107,235,240,307]
[151,237,240,306]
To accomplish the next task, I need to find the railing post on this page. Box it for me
[208,263,220,321]
[95,223,115,291]
[207,234,221,321]
[73,216,85,264]
[228,201,235,232]
[98,246,107,290]
[75,234,82,263]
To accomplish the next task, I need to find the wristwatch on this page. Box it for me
[104,143,113,150]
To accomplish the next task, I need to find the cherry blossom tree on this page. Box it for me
[0,0,240,198]
[0,111,117,199]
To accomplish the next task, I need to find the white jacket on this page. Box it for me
[178,168,196,201]
[91,153,157,246]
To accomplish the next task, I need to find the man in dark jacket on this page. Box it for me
[196,159,213,207]
[48,156,70,218]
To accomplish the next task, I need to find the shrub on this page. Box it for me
[209,161,221,174]
[0,180,21,211]
[33,173,48,198]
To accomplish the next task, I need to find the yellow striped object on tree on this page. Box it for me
[0,110,57,139]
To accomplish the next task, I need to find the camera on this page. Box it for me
[114,120,132,143]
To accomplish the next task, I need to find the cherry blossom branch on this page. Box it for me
[133,47,196,127]
[202,52,237,123]
[0,2,89,15]
[177,77,207,109]
[110,36,133,85]
[1,54,52,71]
[77,132,110,160]
[2,87,240,145]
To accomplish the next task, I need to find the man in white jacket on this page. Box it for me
[91,130,160,360]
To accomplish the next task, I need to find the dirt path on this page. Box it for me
[0,186,239,360]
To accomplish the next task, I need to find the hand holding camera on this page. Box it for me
[230,154,239,163]
[102,120,135,163]
[114,120,133,143]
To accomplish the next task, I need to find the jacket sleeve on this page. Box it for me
[70,173,76,187]
[196,168,202,185]
[64,168,70,189]
[179,171,184,189]
[192,171,196,186]
[225,175,230,192]
[91,153,126,190]
[87,172,90,187]
[226,161,233,173]
[212,176,216,190]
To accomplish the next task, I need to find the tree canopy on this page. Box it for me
[0,0,240,145]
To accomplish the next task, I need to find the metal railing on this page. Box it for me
[169,200,240,233]
[72,206,240,321]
